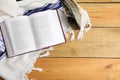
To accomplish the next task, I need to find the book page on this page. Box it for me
[29,10,65,49]
[3,16,36,56]
[1,23,14,55]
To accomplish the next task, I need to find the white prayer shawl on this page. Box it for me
[0,0,91,80]
[0,51,40,80]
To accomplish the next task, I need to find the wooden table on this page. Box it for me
[28,0,120,80]
[28,58,120,80]
[1,0,120,80]
[27,0,120,80]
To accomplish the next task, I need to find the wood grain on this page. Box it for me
[79,3,120,27]
[76,0,120,2]
[28,58,120,80]
[49,28,120,57]
[28,1,120,80]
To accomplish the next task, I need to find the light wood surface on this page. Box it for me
[28,58,120,80]
[80,3,120,27]
[49,28,120,57]
[26,0,120,80]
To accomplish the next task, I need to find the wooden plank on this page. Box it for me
[79,3,120,27]
[76,0,120,2]
[48,28,120,57]
[28,58,120,80]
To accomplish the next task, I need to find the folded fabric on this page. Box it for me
[0,51,40,80]
[62,0,91,40]
[17,0,60,15]
[0,0,19,16]
[23,0,62,15]
[0,35,5,60]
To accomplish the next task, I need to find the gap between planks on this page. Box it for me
[48,28,120,58]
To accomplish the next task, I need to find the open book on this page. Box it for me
[0,10,66,57]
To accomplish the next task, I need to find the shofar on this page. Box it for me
[62,0,91,39]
